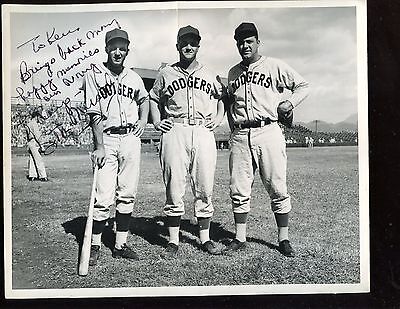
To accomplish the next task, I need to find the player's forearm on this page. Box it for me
[138,97,150,123]
[149,100,161,125]
[90,114,104,150]
[216,100,226,120]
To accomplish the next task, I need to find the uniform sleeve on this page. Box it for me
[83,71,102,115]
[276,59,310,108]
[134,75,149,105]
[149,72,165,104]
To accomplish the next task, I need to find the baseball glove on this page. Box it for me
[277,100,294,128]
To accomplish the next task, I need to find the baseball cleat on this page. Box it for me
[39,177,49,182]
[202,240,222,255]
[89,245,100,266]
[279,240,295,257]
[223,238,246,254]
[112,244,139,260]
[161,242,178,259]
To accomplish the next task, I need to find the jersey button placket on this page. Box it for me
[117,76,126,127]
[188,76,194,120]
[246,80,253,122]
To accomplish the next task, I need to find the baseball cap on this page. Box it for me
[177,25,201,41]
[234,22,258,41]
[105,28,130,45]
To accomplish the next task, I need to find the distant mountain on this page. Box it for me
[343,113,358,123]
[296,113,358,133]
[334,121,358,132]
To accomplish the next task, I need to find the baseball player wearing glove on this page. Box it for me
[25,107,48,182]
[84,28,149,265]
[149,25,225,258]
[223,22,309,257]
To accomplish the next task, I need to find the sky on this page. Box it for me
[7,2,362,123]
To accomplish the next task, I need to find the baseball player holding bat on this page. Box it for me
[223,22,310,257]
[149,25,225,258]
[83,28,149,265]
[25,107,48,182]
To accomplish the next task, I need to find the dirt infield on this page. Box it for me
[8,146,361,292]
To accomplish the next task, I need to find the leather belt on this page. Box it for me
[234,119,276,129]
[172,118,209,126]
[104,125,135,135]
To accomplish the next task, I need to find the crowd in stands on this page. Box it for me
[11,102,358,149]
[282,124,358,147]
[11,102,92,148]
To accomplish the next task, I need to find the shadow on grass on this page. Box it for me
[247,237,278,251]
[62,216,277,255]
[61,216,116,259]
[127,216,236,251]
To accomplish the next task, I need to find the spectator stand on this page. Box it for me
[11,98,358,153]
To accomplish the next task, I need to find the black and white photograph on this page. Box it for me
[3,0,369,299]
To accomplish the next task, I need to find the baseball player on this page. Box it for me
[84,28,149,265]
[223,22,310,257]
[25,107,48,182]
[149,25,225,258]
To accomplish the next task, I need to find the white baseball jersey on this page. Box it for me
[84,63,147,221]
[149,62,222,120]
[149,61,222,217]
[84,63,148,129]
[227,56,309,124]
[228,56,310,215]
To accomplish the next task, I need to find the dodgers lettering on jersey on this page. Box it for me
[84,63,148,129]
[166,75,213,97]
[149,62,222,120]
[230,71,272,92]
[98,82,140,102]
[227,56,309,124]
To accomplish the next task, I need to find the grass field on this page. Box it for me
[9,146,360,291]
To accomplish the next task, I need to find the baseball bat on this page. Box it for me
[78,165,98,276]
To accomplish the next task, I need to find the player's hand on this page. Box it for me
[277,100,294,128]
[91,147,106,168]
[205,115,223,131]
[132,119,147,137]
[154,119,174,133]
[277,100,294,114]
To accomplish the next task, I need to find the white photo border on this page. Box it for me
[2,0,369,299]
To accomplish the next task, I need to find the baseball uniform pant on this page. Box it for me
[229,122,291,214]
[27,140,47,179]
[93,133,141,222]
[160,123,216,218]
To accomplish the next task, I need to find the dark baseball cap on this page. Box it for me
[234,22,258,41]
[177,25,201,41]
[105,28,130,45]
